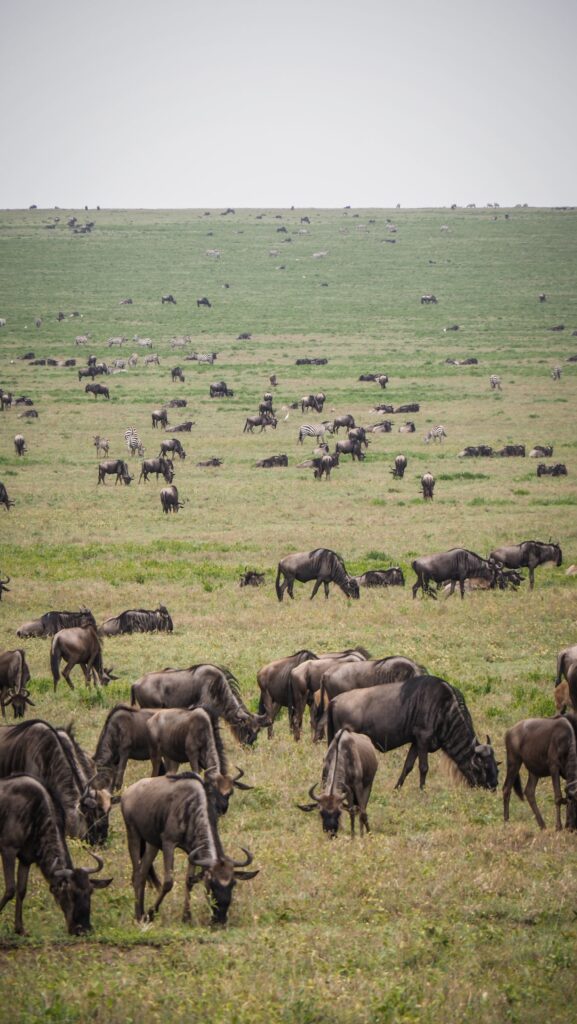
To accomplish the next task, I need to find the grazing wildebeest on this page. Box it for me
[93,705,159,790]
[529,445,554,458]
[331,415,355,434]
[352,568,405,588]
[121,774,258,925]
[503,715,577,830]
[0,775,111,935]
[93,435,110,457]
[160,485,183,513]
[130,664,268,746]
[16,607,96,639]
[146,708,252,815]
[152,408,169,429]
[257,649,318,738]
[244,414,277,433]
[139,457,174,484]
[301,392,326,413]
[347,427,369,448]
[0,483,14,511]
[489,540,562,590]
[196,297,212,308]
[412,548,500,599]
[50,625,116,690]
[159,438,186,460]
[0,650,33,719]
[98,459,132,485]
[161,294,177,304]
[327,676,499,791]
[256,454,289,468]
[335,439,365,461]
[13,434,27,456]
[539,292,547,302]
[391,454,407,478]
[275,548,360,602]
[171,366,185,382]
[420,294,437,304]
[537,463,567,477]
[0,720,110,840]
[421,472,435,500]
[314,656,426,741]
[98,606,173,636]
[85,383,110,400]
[297,729,378,836]
[210,381,234,398]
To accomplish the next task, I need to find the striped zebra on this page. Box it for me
[298,422,333,445]
[424,425,447,444]
[124,427,145,457]
[489,375,502,390]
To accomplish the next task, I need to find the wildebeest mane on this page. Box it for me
[195,703,229,776]
[40,607,96,635]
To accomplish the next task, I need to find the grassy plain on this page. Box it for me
[0,205,576,1023]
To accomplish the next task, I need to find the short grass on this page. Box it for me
[0,206,576,1024]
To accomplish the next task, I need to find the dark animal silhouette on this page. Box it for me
[275,548,360,602]
[503,715,577,830]
[297,729,378,836]
[489,540,562,590]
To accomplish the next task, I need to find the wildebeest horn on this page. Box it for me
[85,852,104,875]
[308,783,321,803]
[231,847,253,868]
[232,766,253,790]
[53,867,74,880]
[486,734,491,745]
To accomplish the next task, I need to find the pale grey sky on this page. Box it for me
[1,0,575,209]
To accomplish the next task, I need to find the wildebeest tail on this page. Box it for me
[512,773,524,801]
[130,684,138,706]
[258,691,266,716]
[326,698,337,745]
[275,564,284,601]
[50,637,61,683]
[140,838,162,887]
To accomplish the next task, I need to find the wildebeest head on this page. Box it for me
[345,577,360,600]
[100,665,118,686]
[231,711,269,746]
[3,686,35,719]
[472,735,500,790]
[50,852,112,935]
[205,767,253,816]
[80,778,112,846]
[188,848,258,925]
[297,784,346,837]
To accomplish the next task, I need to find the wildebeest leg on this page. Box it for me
[412,575,422,599]
[150,746,164,777]
[14,861,30,935]
[147,843,175,921]
[550,770,564,830]
[395,743,419,788]
[459,576,465,599]
[524,773,546,829]
[61,661,76,691]
[0,850,16,921]
[528,566,535,590]
[261,694,280,739]
[310,578,323,599]
[182,862,197,923]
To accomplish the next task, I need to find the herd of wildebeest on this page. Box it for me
[0,299,575,940]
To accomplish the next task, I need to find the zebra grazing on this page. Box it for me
[551,366,562,381]
[298,423,332,445]
[124,427,145,458]
[490,375,502,390]
[424,426,447,444]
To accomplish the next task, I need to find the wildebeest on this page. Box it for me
[0,775,111,935]
[93,435,110,457]
[352,568,405,588]
[159,438,186,461]
[50,625,116,690]
[529,445,554,458]
[555,644,577,687]
[166,397,187,408]
[146,708,252,815]
[537,463,567,477]
[503,715,577,830]
[85,383,110,400]
[275,548,360,602]
[172,420,194,432]
[551,366,562,380]
[301,392,326,414]
[98,459,132,485]
[314,656,426,741]
[130,664,268,746]
[161,294,176,304]
[458,445,494,457]
[0,720,110,840]
[244,414,277,433]
[396,403,420,414]
[0,483,14,510]
[327,676,499,791]
[398,421,416,433]
[209,381,233,398]
[421,472,435,500]
[152,408,169,429]
[0,574,10,601]
[489,540,562,590]
[13,434,27,456]
[391,454,407,478]
[496,444,525,457]
[441,570,524,597]
[16,606,96,638]
[0,650,33,719]
[370,420,393,433]
[198,457,223,467]
[196,297,212,308]
[335,439,365,461]
[297,729,378,836]
[139,457,174,483]
[420,294,437,304]
[412,548,500,599]
[171,366,185,382]
[257,649,319,738]
[330,415,355,434]
[287,650,370,742]
[98,606,173,636]
[93,705,158,790]
[239,570,265,587]
[256,454,289,468]
[18,409,38,420]
[160,485,183,513]
[121,774,258,924]
[348,426,369,448]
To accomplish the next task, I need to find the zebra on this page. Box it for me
[551,366,562,381]
[124,427,145,458]
[298,422,333,445]
[489,375,502,390]
[424,426,447,444]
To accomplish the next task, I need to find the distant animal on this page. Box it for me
[496,444,525,457]
[489,540,562,590]
[93,435,110,457]
[124,427,145,458]
[151,408,169,429]
[370,420,393,433]
[537,463,567,477]
[391,454,407,478]
[196,297,212,308]
[551,366,562,380]
[16,607,96,639]
[547,324,565,332]
[171,366,185,382]
[97,459,132,485]
[120,774,258,925]
[0,483,13,511]
[424,426,446,444]
[412,548,500,599]
[503,715,577,830]
[85,383,109,400]
[538,293,547,302]
[529,445,553,458]
[209,381,234,398]
[99,606,173,636]
[243,414,277,433]
[347,427,369,448]
[139,458,174,484]
[443,326,461,334]
[130,664,268,746]
[50,625,116,690]
[489,375,502,390]
[0,575,10,601]
[160,485,183,513]
[327,676,498,791]
[18,409,38,419]
[13,435,27,456]
[297,730,378,836]
[0,774,111,935]
[458,445,494,457]
[335,439,365,461]
[256,454,289,468]
[352,568,405,588]
[296,357,327,366]
[120,297,133,305]
[237,333,252,340]
[144,353,160,366]
[275,548,360,602]
[398,421,416,433]
[167,398,187,408]
[159,438,186,461]
[197,457,223,467]
[298,423,331,444]
[239,570,265,587]
[421,472,435,500]
[420,294,437,304]
[107,336,126,348]
[0,650,33,719]
[161,294,176,304]
[172,421,194,432]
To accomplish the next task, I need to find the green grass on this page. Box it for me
[0,206,576,1023]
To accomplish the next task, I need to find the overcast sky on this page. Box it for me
[1,0,575,209]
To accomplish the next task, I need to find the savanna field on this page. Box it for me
[0,206,576,1024]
